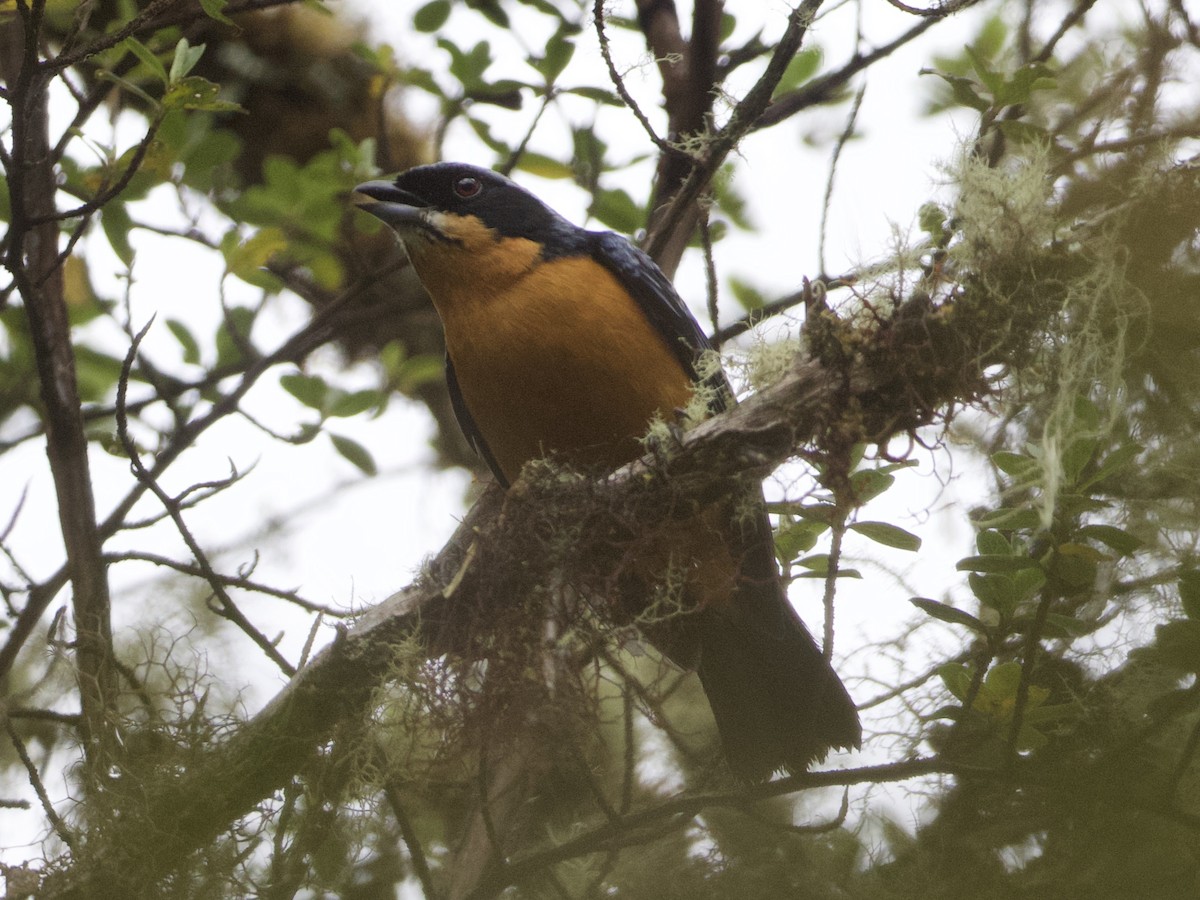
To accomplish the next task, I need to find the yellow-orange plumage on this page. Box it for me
[412,243,695,481]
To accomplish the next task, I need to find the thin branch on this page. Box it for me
[104,550,352,617]
[384,780,441,900]
[709,276,856,347]
[116,321,297,677]
[6,717,78,852]
[699,206,719,336]
[883,0,978,16]
[753,17,939,132]
[1033,0,1100,64]
[3,4,119,771]
[593,0,674,154]
[1006,588,1055,767]
[818,85,865,277]
[644,0,826,265]
[0,271,370,682]
[481,758,949,895]
[7,707,82,727]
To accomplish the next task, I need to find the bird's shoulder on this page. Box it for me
[581,230,729,412]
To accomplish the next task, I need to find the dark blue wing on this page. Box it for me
[445,353,509,487]
[588,231,731,414]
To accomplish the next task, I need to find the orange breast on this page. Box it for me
[419,251,695,483]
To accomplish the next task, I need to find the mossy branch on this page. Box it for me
[39,244,1068,895]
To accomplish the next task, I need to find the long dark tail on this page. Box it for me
[697,604,860,780]
[696,511,861,780]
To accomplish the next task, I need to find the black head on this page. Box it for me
[355,163,586,255]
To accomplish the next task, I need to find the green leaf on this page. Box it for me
[563,86,621,105]
[198,0,235,26]
[974,506,1043,531]
[392,353,444,394]
[513,152,575,180]
[214,307,257,369]
[1078,442,1142,491]
[123,37,169,86]
[911,598,988,633]
[1078,524,1141,556]
[1047,544,1102,591]
[847,468,895,504]
[74,346,126,402]
[719,11,737,42]
[166,319,201,366]
[1014,723,1049,751]
[965,45,1004,96]
[850,521,922,552]
[773,47,822,96]
[100,203,135,266]
[467,0,508,27]
[972,14,1008,63]
[918,202,947,243]
[994,62,1056,106]
[924,70,991,112]
[535,29,576,81]
[169,38,206,84]
[590,187,642,234]
[414,0,451,32]
[938,663,974,701]
[795,555,861,578]
[992,450,1040,480]
[465,115,510,154]
[728,276,766,311]
[1062,436,1099,486]
[330,433,378,476]
[442,38,494,88]
[968,572,1016,616]
[1013,567,1047,601]
[162,77,241,112]
[327,389,382,419]
[983,660,1022,697]
[976,529,1011,556]
[774,518,827,565]
[223,227,287,285]
[1041,612,1092,638]
[280,373,329,411]
[957,555,1041,573]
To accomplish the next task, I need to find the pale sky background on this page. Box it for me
[0,0,1087,867]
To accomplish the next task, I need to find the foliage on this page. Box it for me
[2,0,1200,898]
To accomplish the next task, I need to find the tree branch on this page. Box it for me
[2,4,118,775]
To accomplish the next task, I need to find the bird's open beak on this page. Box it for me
[354,180,431,230]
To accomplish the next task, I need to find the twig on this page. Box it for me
[6,717,78,852]
[753,17,939,131]
[0,271,369,683]
[644,0,826,265]
[384,781,442,900]
[699,206,719,336]
[116,319,297,677]
[883,0,979,16]
[818,85,865,277]
[593,0,674,154]
[103,550,352,617]
[709,276,856,346]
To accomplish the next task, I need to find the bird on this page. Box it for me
[354,162,861,779]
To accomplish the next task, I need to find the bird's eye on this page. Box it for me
[453,176,482,198]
